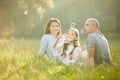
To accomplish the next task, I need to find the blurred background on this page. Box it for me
[0,0,120,39]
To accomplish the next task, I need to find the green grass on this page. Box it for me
[0,37,120,80]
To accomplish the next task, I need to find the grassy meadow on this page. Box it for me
[0,34,120,80]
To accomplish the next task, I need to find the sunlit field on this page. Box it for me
[0,0,120,79]
[0,35,120,80]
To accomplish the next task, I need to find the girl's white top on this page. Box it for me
[62,45,81,65]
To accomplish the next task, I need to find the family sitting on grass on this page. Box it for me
[39,18,111,66]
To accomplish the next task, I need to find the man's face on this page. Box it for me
[84,22,95,34]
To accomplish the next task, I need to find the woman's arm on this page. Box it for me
[39,35,48,56]
[52,34,64,50]
[52,35,60,48]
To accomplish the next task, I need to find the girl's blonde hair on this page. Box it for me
[61,27,81,59]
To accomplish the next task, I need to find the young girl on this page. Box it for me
[53,27,84,65]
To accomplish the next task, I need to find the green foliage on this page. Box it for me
[0,36,120,80]
[0,0,54,38]
[0,0,120,38]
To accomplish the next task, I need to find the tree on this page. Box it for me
[95,0,120,31]
[0,0,54,38]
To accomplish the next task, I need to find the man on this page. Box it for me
[84,18,111,66]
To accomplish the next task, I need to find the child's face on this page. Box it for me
[67,30,77,42]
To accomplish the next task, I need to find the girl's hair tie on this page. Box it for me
[70,22,76,28]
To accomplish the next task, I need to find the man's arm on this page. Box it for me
[87,48,95,66]
[86,34,96,66]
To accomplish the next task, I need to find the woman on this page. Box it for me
[39,18,62,59]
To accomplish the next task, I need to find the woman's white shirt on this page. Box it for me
[54,37,65,57]
[39,34,56,59]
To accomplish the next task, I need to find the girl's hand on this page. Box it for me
[82,45,87,51]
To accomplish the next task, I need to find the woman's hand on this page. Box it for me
[57,34,64,39]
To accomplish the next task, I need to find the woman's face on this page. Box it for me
[67,30,77,42]
[50,22,60,36]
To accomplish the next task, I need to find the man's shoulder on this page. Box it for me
[88,32,96,38]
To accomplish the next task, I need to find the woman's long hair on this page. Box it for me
[43,18,61,37]
[61,27,81,59]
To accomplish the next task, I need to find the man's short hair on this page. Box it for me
[85,18,99,28]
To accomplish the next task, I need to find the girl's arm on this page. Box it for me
[70,47,81,64]
[82,45,87,51]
